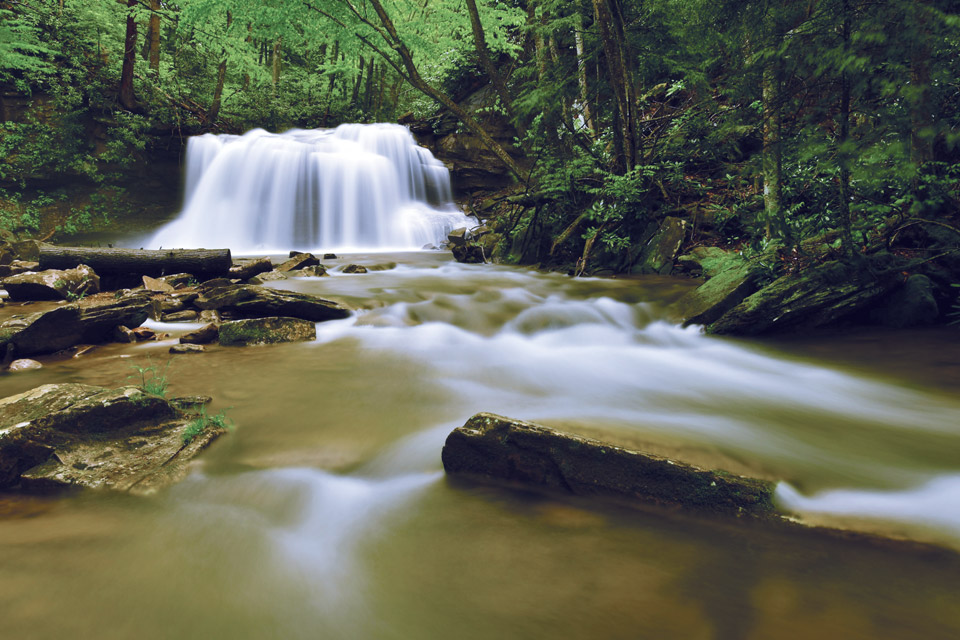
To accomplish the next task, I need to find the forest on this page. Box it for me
[1,0,959,323]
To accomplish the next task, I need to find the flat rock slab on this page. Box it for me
[0,383,227,495]
[219,317,316,346]
[442,413,776,518]
[195,283,350,322]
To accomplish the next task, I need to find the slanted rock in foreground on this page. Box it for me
[442,413,775,518]
[195,283,351,322]
[0,383,226,495]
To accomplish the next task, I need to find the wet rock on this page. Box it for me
[708,260,898,335]
[169,396,212,414]
[323,253,338,260]
[142,275,175,293]
[631,217,687,275]
[677,262,764,327]
[198,309,221,324]
[677,246,740,277]
[218,316,316,346]
[163,310,199,322]
[11,239,46,262]
[447,227,469,246]
[156,273,197,289]
[113,325,137,343]
[341,264,368,274]
[195,283,350,322]
[160,298,185,313]
[130,327,156,342]
[8,359,42,372]
[366,262,397,272]
[180,323,219,345]
[871,274,939,328]
[9,260,39,275]
[248,270,288,283]
[452,243,485,264]
[442,413,775,517]
[291,265,328,277]
[229,258,274,280]
[170,343,205,354]
[0,383,227,494]
[277,253,320,272]
[1,265,100,301]
[0,290,152,357]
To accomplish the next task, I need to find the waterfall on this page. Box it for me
[149,124,471,253]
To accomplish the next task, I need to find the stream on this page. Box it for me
[1,253,959,639]
[2,125,959,639]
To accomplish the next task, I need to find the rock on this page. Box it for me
[163,310,199,322]
[218,317,317,346]
[447,227,469,246]
[180,323,219,345]
[677,246,740,277]
[198,310,221,324]
[277,253,320,272]
[130,327,156,341]
[442,413,775,518]
[170,344,205,354]
[229,258,274,280]
[142,275,175,293]
[452,243,485,264]
[195,284,351,322]
[677,261,763,327]
[1,265,100,301]
[631,216,687,275]
[11,239,44,261]
[9,260,39,275]
[113,325,137,343]
[8,359,42,372]
[291,265,328,277]
[323,253,338,260]
[156,273,197,289]
[708,260,898,335]
[169,396,212,413]
[250,270,288,282]
[366,262,397,272]
[341,264,368,274]
[0,290,152,357]
[0,383,227,494]
[160,298,185,313]
[871,274,940,328]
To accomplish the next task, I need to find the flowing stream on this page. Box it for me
[3,125,960,638]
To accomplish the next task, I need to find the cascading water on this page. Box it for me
[149,123,472,253]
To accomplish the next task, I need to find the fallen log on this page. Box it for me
[39,247,232,278]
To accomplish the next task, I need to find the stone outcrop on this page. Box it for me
[0,290,152,357]
[630,217,687,275]
[442,413,776,518]
[0,383,227,494]
[194,283,351,322]
[1,264,100,301]
[218,316,317,346]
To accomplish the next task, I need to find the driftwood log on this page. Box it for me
[39,248,232,278]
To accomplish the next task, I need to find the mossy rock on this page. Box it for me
[218,317,316,346]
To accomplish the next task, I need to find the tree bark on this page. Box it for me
[271,37,282,93]
[148,0,160,75]
[574,13,597,138]
[208,11,232,127]
[837,0,854,255]
[119,0,139,111]
[39,248,233,278]
[592,0,636,172]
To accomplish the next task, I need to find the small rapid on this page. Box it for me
[149,124,471,253]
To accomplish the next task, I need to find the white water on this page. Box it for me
[149,124,471,253]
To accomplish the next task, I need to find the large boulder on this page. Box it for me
[0,290,152,357]
[1,264,100,301]
[708,260,898,335]
[870,274,940,328]
[218,316,317,346]
[0,383,227,494]
[194,283,350,322]
[442,413,776,518]
[630,217,687,275]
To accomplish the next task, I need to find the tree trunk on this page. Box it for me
[909,3,933,167]
[208,11,232,127]
[761,42,783,240]
[464,0,526,139]
[365,0,527,181]
[837,0,854,255]
[148,0,160,75]
[574,13,597,138]
[39,248,233,278]
[592,0,635,172]
[119,0,139,111]
[271,37,282,93]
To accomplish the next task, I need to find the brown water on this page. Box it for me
[2,252,959,640]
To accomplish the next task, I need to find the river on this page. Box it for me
[1,251,959,639]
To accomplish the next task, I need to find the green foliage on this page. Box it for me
[182,406,233,445]
[130,359,173,399]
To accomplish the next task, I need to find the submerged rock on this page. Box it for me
[180,323,219,345]
[341,264,368,274]
[195,283,350,322]
[452,243,485,264]
[0,383,227,494]
[1,264,100,301]
[442,413,776,518]
[218,316,316,346]
[169,343,205,354]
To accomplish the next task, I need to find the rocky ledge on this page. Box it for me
[0,383,227,495]
[442,412,775,518]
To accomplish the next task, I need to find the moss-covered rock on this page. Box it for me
[218,316,316,346]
